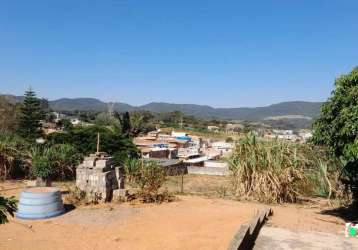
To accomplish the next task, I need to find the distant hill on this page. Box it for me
[1,94,323,121]
[140,101,322,121]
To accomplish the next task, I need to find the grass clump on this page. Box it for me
[229,133,342,203]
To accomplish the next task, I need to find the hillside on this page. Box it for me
[1,94,322,121]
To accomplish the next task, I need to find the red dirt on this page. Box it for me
[0,181,348,250]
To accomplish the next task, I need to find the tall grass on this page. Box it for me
[229,134,341,203]
[0,132,30,179]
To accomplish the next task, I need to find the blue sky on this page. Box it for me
[0,1,357,107]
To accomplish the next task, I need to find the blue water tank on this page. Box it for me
[16,187,65,220]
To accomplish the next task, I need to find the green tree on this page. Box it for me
[18,88,44,140]
[115,111,132,137]
[46,125,139,162]
[312,67,358,198]
[57,118,73,131]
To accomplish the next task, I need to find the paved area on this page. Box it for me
[254,226,358,250]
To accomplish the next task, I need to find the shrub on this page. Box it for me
[124,159,171,203]
[30,144,82,182]
[51,144,82,180]
[225,137,234,143]
[30,146,54,180]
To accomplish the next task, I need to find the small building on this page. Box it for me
[145,158,186,175]
[171,131,188,138]
[183,156,209,167]
[273,129,294,135]
[298,131,313,141]
[70,118,81,126]
[187,160,229,176]
[211,141,234,156]
[207,126,220,133]
[177,147,200,159]
[201,148,221,160]
[41,121,60,134]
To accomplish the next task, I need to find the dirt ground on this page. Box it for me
[0,180,349,250]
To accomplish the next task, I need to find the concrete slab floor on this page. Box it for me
[254,226,358,250]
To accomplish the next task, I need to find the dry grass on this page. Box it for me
[164,174,232,198]
[229,134,338,203]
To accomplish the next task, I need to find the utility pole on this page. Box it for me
[180,104,183,129]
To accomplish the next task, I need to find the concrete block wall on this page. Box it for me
[75,153,125,202]
[187,166,229,176]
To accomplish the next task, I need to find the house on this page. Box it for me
[201,147,221,160]
[171,131,188,138]
[207,126,220,133]
[41,121,60,134]
[211,141,234,156]
[177,147,200,159]
[145,158,186,175]
[188,160,229,176]
[183,156,209,167]
[273,129,294,135]
[225,123,244,134]
[70,118,81,126]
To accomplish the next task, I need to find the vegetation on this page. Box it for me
[229,134,341,203]
[17,88,45,140]
[47,125,139,164]
[124,159,172,203]
[312,67,358,200]
[30,144,82,183]
[0,133,30,180]
[0,196,17,224]
[31,146,54,184]
[0,96,20,132]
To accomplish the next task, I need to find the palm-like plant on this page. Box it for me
[52,144,82,180]
[0,196,17,224]
[30,144,82,183]
[30,146,54,185]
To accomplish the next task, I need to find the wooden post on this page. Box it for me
[96,132,100,153]
[181,170,184,194]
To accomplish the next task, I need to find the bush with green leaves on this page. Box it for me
[31,147,54,180]
[124,159,169,202]
[51,144,82,180]
[30,144,82,181]
[0,196,17,224]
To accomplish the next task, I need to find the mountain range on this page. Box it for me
[1,94,323,121]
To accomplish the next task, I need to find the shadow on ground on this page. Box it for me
[320,202,358,223]
[63,204,76,214]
